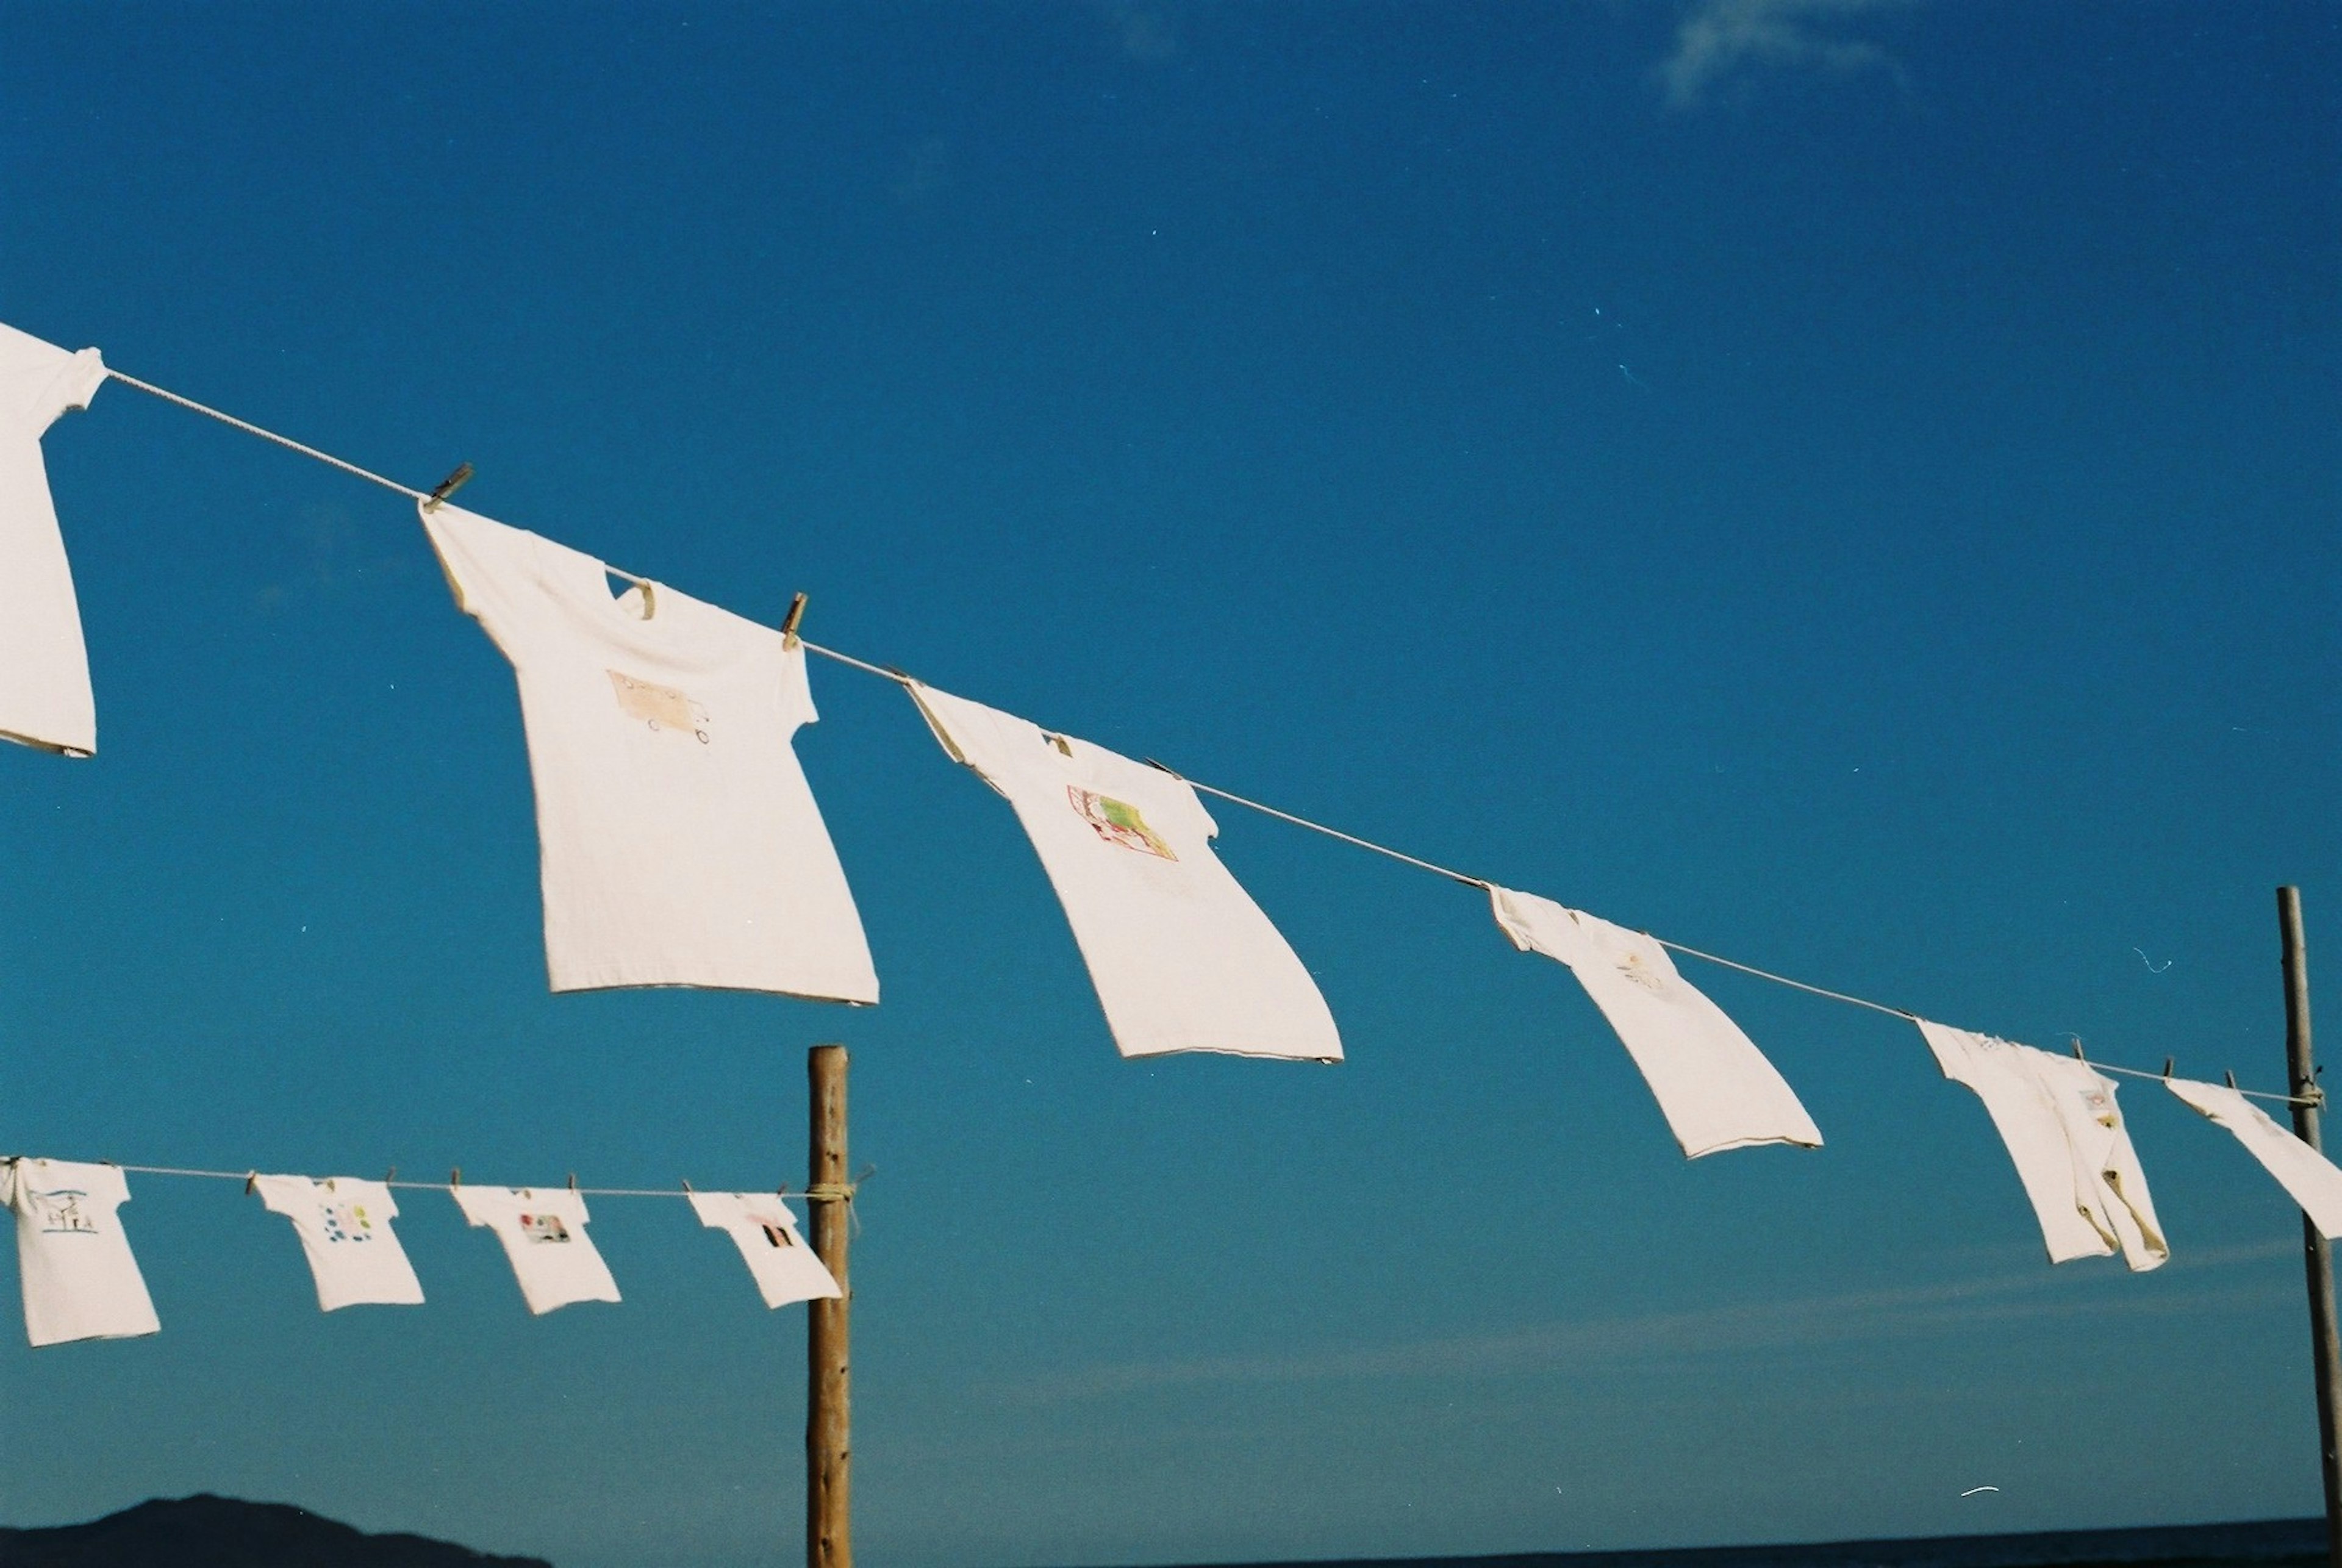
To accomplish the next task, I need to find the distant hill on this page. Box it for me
[0,1494,552,1568]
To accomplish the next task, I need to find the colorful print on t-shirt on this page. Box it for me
[1068,787,1176,860]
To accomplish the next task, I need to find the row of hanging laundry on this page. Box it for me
[0,320,2333,1281]
[1,1157,841,1347]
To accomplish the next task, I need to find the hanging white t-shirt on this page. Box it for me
[4,1158,159,1346]
[253,1174,425,1312]
[0,322,107,756]
[907,681,1341,1062]
[418,501,878,1002]
[451,1186,620,1315]
[687,1190,840,1309]
[1489,887,1822,1158]
[1917,1020,2168,1271]
[2168,1076,2342,1239]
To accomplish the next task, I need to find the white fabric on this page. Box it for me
[2167,1076,2342,1238]
[1918,1020,2168,1271]
[688,1191,840,1309]
[1489,887,1822,1158]
[907,681,1341,1061]
[418,501,878,1001]
[450,1186,620,1314]
[253,1174,424,1311]
[4,1158,159,1345]
[0,323,106,756]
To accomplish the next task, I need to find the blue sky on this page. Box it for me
[1,4,2337,1566]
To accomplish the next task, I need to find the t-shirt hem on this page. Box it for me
[548,969,878,1005]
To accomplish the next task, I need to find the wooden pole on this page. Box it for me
[807,1044,851,1568]
[2280,888,2342,1568]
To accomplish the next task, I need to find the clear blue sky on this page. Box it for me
[1,5,2336,1567]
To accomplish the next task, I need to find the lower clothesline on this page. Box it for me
[100,366,2317,1112]
[92,1162,859,1203]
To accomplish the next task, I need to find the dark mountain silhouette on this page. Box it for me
[0,1494,552,1568]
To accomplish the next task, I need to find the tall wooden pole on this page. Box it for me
[2280,888,2342,1568]
[807,1045,851,1568]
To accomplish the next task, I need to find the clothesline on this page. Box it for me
[98,366,2317,1111]
[96,1161,858,1202]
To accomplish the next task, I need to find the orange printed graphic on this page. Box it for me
[607,669,711,743]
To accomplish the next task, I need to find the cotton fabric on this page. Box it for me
[418,501,878,1001]
[907,681,1341,1061]
[688,1191,840,1309]
[0,322,106,756]
[2166,1076,2342,1238]
[1918,1020,2168,1270]
[450,1186,620,1314]
[1489,887,1822,1157]
[254,1174,425,1311]
[4,1158,160,1345]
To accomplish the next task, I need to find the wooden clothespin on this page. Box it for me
[2069,1036,2086,1061]
[2225,1070,2238,1089]
[567,1172,578,1191]
[781,592,808,651]
[423,462,474,512]
[449,1167,462,1188]
[2162,1057,2174,1079]
[385,1165,397,1184]
[681,1178,693,1194]
[243,1172,258,1195]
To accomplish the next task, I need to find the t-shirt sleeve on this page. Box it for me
[0,324,103,433]
[415,501,548,647]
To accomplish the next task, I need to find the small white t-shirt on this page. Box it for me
[687,1191,840,1309]
[1489,887,1822,1158]
[1918,1020,2168,1272]
[0,322,106,756]
[2167,1076,2342,1239]
[253,1174,425,1311]
[418,501,879,1002]
[908,681,1342,1062]
[450,1186,621,1315]
[4,1158,160,1346]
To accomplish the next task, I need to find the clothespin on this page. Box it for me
[422,462,474,512]
[2162,1057,2174,1079]
[449,1167,462,1187]
[2225,1070,2238,1089]
[2069,1036,2086,1061]
[243,1172,258,1195]
[781,592,808,651]
[385,1165,397,1183]
[681,1178,694,1194]
[567,1172,578,1191]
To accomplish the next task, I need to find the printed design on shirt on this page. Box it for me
[518,1211,572,1244]
[756,1219,797,1250]
[607,669,711,745]
[28,1188,96,1236]
[320,1202,376,1244]
[1068,787,1176,860]
[1612,950,1672,996]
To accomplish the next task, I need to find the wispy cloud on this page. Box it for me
[1009,1239,2296,1403]
[1661,0,1914,110]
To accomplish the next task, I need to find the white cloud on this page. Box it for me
[1661,0,1913,110]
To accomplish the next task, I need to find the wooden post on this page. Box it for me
[807,1045,851,1568]
[2281,888,2342,1568]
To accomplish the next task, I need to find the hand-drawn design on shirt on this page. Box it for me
[756,1219,797,1250]
[1068,787,1176,860]
[519,1211,571,1244]
[1613,950,1671,995]
[29,1188,96,1236]
[606,669,711,745]
[321,1202,376,1244]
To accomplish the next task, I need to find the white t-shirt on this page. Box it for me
[418,501,879,1002]
[4,1158,160,1346]
[450,1186,620,1315]
[1489,887,1822,1158]
[2167,1076,2342,1239]
[687,1190,840,1309]
[908,681,1341,1062]
[0,323,106,756]
[253,1174,425,1311]
[1918,1020,2168,1271]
